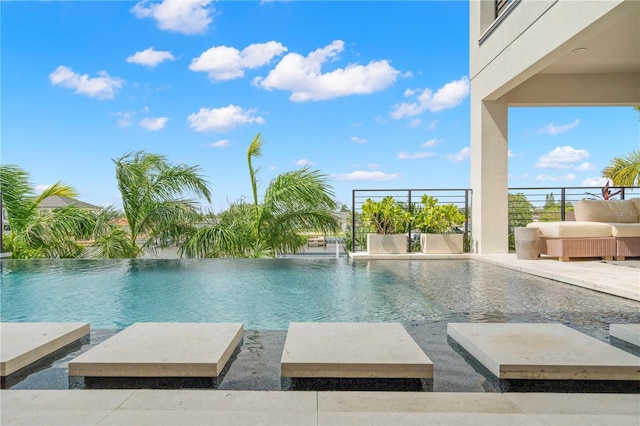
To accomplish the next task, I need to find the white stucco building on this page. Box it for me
[469,0,639,253]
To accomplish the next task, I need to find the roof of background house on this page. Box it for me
[37,195,101,210]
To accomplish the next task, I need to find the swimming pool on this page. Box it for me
[2,258,638,330]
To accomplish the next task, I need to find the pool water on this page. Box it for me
[1,258,638,330]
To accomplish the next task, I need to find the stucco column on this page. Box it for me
[471,98,509,254]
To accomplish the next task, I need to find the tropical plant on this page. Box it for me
[601,150,640,187]
[181,133,338,258]
[113,151,212,257]
[0,164,97,258]
[361,196,411,234]
[413,195,465,234]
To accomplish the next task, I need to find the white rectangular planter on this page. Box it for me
[366,234,407,254]
[420,234,463,254]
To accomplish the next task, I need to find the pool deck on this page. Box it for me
[474,253,640,301]
[350,251,640,301]
[2,253,639,425]
[2,389,639,425]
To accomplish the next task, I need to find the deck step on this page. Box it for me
[1,322,89,379]
[447,323,640,381]
[68,323,243,387]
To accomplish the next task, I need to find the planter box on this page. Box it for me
[420,234,463,254]
[366,234,407,254]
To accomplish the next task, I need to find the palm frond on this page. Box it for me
[601,150,640,187]
[247,133,263,209]
[113,150,212,250]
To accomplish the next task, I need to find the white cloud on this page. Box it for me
[49,65,123,100]
[535,173,576,182]
[139,117,168,131]
[188,105,265,132]
[446,146,471,162]
[131,0,213,35]
[204,139,231,148]
[427,120,438,130]
[295,159,314,166]
[539,119,580,135]
[535,145,590,169]
[333,170,400,181]
[391,76,469,119]
[269,165,278,170]
[422,138,442,148]
[368,163,380,169]
[254,40,400,101]
[114,111,135,127]
[127,48,176,67]
[351,136,367,144]
[409,119,422,128]
[582,177,608,186]
[576,162,597,171]
[190,42,287,81]
[397,151,435,160]
[508,149,516,157]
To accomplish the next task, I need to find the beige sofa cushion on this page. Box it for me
[574,199,639,223]
[526,221,612,238]
[609,223,640,237]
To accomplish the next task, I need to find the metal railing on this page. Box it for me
[495,0,511,18]
[350,186,639,253]
[351,188,472,253]
[508,186,639,222]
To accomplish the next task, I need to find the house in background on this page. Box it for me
[469,0,639,253]
[36,195,102,213]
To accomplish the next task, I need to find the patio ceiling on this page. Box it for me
[540,6,639,75]
[499,1,639,107]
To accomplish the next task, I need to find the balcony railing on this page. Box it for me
[350,186,639,253]
[495,0,511,18]
[350,188,472,253]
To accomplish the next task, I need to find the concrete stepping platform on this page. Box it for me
[281,323,432,390]
[68,323,243,388]
[447,323,640,381]
[610,324,640,347]
[1,322,89,387]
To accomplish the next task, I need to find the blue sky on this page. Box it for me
[2,1,638,211]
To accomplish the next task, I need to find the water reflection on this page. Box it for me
[1,259,639,330]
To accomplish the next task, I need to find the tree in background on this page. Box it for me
[0,165,97,258]
[182,133,338,258]
[112,151,212,257]
[537,193,574,222]
[507,193,534,251]
[602,150,640,187]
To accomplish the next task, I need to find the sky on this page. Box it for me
[2,1,638,212]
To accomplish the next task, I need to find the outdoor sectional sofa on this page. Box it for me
[526,198,640,261]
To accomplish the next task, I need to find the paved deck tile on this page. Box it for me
[610,324,640,347]
[317,392,640,425]
[447,323,640,380]
[281,323,432,378]
[1,323,90,377]
[68,323,243,378]
[4,390,638,426]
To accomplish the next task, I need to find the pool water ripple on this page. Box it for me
[1,258,638,330]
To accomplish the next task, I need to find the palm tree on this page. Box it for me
[113,151,212,257]
[602,150,640,187]
[0,165,97,258]
[182,133,338,258]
